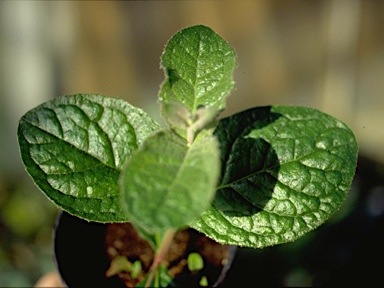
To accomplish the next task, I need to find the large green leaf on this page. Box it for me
[18,94,161,222]
[192,106,358,248]
[120,131,220,235]
[159,25,237,114]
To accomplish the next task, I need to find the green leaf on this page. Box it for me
[161,101,191,130]
[161,101,220,144]
[136,264,173,288]
[106,256,134,278]
[199,276,208,287]
[187,252,204,272]
[120,131,220,235]
[131,260,143,279]
[191,106,358,248]
[106,257,142,279]
[17,94,161,222]
[159,25,237,114]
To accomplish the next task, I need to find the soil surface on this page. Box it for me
[105,223,231,287]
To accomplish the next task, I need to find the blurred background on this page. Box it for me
[0,0,383,286]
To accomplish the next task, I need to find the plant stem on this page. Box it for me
[145,229,175,288]
[187,127,194,145]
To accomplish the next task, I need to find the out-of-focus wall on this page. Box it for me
[1,0,384,172]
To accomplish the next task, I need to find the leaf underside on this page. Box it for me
[191,105,358,248]
[18,94,160,222]
[121,131,220,235]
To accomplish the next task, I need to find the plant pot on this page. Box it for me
[54,212,236,287]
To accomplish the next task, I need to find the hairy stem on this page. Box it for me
[145,229,176,288]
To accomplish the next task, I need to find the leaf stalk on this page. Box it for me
[145,229,176,288]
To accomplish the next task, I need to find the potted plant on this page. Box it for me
[18,25,358,287]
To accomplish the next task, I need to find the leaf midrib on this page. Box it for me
[23,118,120,173]
[160,138,195,202]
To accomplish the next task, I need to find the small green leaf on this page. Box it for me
[136,264,173,288]
[199,276,208,287]
[120,131,220,235]
[192,106,358,248]
[161,101,191,129]
[159,25,237,114]
[190,105,220,132]
[106,256,133,278]
[187,252,204,272]
[131,260,143,279]
[18,94,161,222]
[161,101,220,144]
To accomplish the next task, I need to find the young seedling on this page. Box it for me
[17,25,358,287]
[106,256,142,280]
[187,252,208,287]
[187,253,204,273]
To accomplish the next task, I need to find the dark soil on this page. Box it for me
[105,223,231,287]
